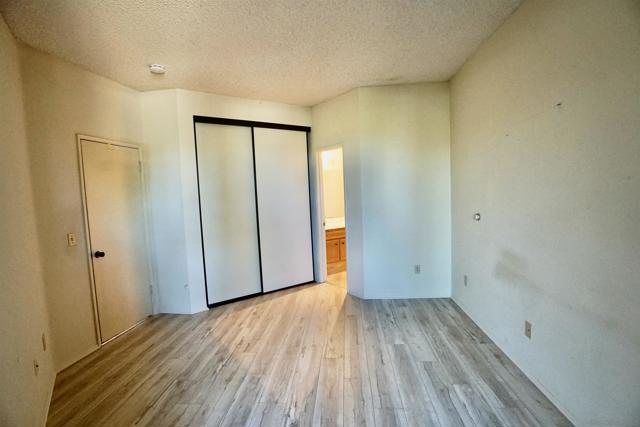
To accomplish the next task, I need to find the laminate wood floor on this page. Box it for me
[47,274,572,427]
[327,260,346,275]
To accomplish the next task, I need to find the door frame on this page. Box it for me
[315,144,347,285]
[76,134,155,345]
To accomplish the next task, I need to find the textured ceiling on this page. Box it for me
[0,0,522,106]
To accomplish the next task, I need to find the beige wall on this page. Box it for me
[450,1,640,426]
[311,83,452,299]
[140,90,188,314]
[311,90,365,295]
[321,148,345,219]
[0,15,55,427]
[20,45,144,371]
[358,83,451,299]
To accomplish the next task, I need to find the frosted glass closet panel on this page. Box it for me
[196,123,262,305]
[253,128,314,292]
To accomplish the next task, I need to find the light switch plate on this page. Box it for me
[67,233,77,247]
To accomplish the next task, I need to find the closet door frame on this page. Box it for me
[193,116,314,308]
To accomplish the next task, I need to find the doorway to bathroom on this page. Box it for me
[318,146,347,288]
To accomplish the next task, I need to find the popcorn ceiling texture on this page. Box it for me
[0,0,522,106]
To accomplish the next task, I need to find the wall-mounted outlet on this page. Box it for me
[41,333,47,351]
[33,359,40,376]
[67,232,77,247]
[414,264,421,274]
[464,275,469,287]
[524,321,532,339]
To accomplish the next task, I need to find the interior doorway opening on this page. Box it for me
[319,147,347,289]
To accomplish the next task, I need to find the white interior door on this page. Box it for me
[195,123,262,305]
[80,139,151,343]
[254,128,314,292]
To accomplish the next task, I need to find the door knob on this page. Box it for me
[94,251,106,258]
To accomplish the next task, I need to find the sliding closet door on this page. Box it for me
[195,123,262,305]
[254,128,314,292]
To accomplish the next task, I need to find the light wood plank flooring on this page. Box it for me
[327,260,346,275]
[47,274,572,426]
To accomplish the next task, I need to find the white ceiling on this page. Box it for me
[0,0,522,106]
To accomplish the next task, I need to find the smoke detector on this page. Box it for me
[149,64,166,74]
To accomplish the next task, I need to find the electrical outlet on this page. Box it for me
[33,359,40,376]
[464,275,469,287]
[41,333,47,351]
[524,321,532,339]
[67,233,77,247]
[414,264,421,274]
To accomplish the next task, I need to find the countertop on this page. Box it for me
[325,217,345,230]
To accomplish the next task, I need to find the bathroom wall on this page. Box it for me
[321,147,346,220]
